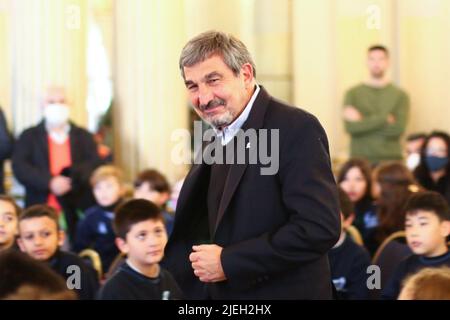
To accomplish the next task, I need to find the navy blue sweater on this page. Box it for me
[74,205,120,272]
[328,234,371,300]
[98,262,183,300]
[382,249,450,299]
[48,250,99,300]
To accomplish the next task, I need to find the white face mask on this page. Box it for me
[44,103,70,127]
[406,153,421,171]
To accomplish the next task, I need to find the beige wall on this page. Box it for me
[293,0,450,163]
[398,0,450,134]
[9,0,88,135]
[114,0,189,183]
[0,0,11,123]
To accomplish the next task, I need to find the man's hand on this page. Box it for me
[189,244,227,283]
[343,106,363,122]
[50,176,72,196]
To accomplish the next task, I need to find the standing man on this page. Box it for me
[164,31,340,299]
[12,87,102,245]
[343,45,409,165]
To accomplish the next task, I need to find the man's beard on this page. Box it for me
[198,98,235,129]
[209,110,235,129]
[371,70,385,79]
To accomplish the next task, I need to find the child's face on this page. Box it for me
[94,177,123,207]
[18,217,64,261]
[0,200,18,249]
[116,219,168,268]
[134,182,169,207]
[340,167,368,203]
[405,210,450,257]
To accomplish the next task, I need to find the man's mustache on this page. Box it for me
[199,98,226,112]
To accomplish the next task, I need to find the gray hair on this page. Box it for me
[179,30,256,80]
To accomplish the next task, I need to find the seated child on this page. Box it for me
[328,188,371,299]
[18,205,99,300]
[98,199,183,300]
[134,169,174,236]
[74,165,125,272]
[382,191,450,299]
[0,195,21,252]
[0,250,76,300]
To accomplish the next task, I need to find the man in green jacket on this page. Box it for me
[343,45,409,165]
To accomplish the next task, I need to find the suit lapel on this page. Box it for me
[213,86,272,236]
[174,138,212,226]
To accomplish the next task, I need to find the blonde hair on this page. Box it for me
[399,267,450,300]
[90,165,124,187]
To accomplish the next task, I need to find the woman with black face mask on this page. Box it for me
[414,131,450,205]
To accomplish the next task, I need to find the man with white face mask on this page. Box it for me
[405,133,427,171]
[12,87,102,246]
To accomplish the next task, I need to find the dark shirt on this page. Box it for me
[163,211,175,237]
[381,249,450,299]
[328,234,371,299]
[353,199,378,242]
[97,262,183,300]
[416,174,450,206]
[74,204,120,271]
[48,249,99,300]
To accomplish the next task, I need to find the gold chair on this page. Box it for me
[105,253,126,280]
[372,231,408,264]
[345,225,364,246]
[370,231,411,299]
[79,249,103,280]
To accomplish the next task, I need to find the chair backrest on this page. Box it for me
[345,225,364,246]
[371,231,412,299]
[372,231,409,264]
[79,249,103,280]
[104,253,126,280]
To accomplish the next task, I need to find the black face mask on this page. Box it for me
[425,156,449,172]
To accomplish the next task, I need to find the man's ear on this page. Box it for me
[240,63,254,87]
[115,237,129,255]
[57,230,66,247]
[17,237,26,252]
[440,220,450,238]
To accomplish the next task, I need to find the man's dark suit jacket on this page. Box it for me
[164,87,341,299]
[12,121,101,209]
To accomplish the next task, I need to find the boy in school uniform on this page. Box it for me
[18,205,99,300]
[74,165,125,271]
[98,199,183,300]
[0,195,21,252]
[328,188,371,299]
[382,191,450,299]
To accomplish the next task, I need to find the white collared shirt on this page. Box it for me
[213,84,260,146]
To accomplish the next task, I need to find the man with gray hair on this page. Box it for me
[164,31,340,299]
